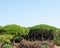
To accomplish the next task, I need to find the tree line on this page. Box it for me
[0,24,60,46]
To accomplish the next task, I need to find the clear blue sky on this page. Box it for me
[0,0,60,27]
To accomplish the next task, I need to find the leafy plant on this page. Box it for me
[2,44,13,48]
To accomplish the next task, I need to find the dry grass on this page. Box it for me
[14,39,42,48]
[13,39,60,48]
[1,39,60,48]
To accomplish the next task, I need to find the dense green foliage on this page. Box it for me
[2,44,13,48]
[3,24,25,35]
[28,28,54,41]
[28,24,56,40]
[13,36,23,43]
[0,24,60,46]
[0,34,13,43]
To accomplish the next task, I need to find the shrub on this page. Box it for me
[0,34,13,43]
[13,36,23,43]
[2,44,13,48]
[53,39,60,46]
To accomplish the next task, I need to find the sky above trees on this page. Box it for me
[0,0,60,27]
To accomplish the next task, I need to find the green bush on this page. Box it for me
[2,44,13,48]
[13,36,23,43]
[41,42,48,48]
[53,39,60,46]
[0,34,13,43]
